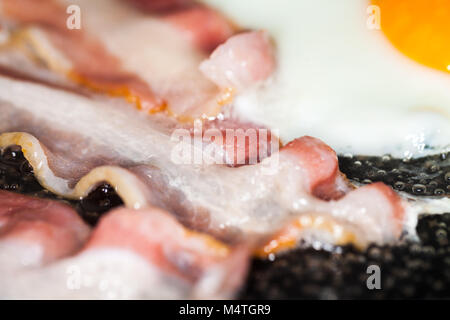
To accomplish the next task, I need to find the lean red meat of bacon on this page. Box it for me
[164,5,236,53]
[83,207,249,298]
[0,190,90,267]
[283,136,350,200]
[200,31,276,91]
[127,0,236,52]
[0,200,249,299]
[127,0,194,13]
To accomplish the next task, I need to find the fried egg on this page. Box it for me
[203,0,450,158]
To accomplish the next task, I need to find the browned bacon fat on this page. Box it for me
[256,182,406,256]
[0,0,226,117]
[1,0,167,112]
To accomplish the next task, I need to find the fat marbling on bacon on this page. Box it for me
[0,73,408,248]
[0,0,233,118]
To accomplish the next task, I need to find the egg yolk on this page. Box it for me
[372,0,450,73]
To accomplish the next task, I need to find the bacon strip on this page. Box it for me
[126,0,236,52]
[0,190,90,269]
[1,0,165,112]
[164,5,236,53]
[200,31,276,91]
[0,203,248,299]
[0,74,410,250]
[127,0,194,13]
[256,182,406,256]
[83,207,249,298]
[283,136,350,200]
[0,0,224,118]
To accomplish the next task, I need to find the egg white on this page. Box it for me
[203,0,450,158]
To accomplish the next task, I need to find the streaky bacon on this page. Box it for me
[200,31,276,90]
[256,182,406,256]
[126,0,236,52]
[2,0,164,112]
[282,136,350,200]
[0,72,410,250]
[1,0,223,115]
[164,6,236,53]
[127,0,194,13]
[84,207,249,298]
[0,190,90,267]
[0,202,249,299]
[0,0,271,119]
[199,117,280,167]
